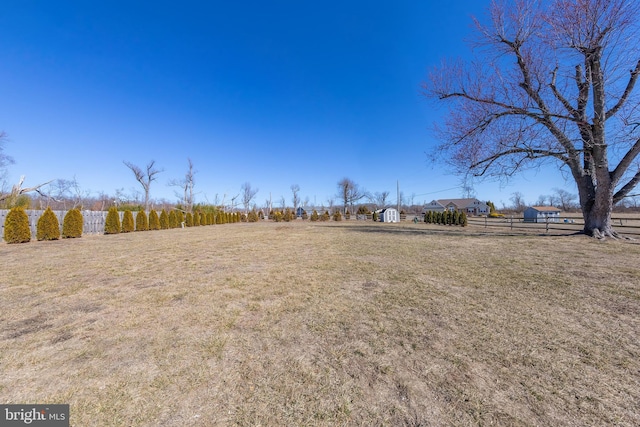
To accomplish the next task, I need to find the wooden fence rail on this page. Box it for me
[466,215,640,236]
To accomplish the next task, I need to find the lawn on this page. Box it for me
[1,221,639,426]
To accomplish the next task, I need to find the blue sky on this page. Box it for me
[1,1,576,209]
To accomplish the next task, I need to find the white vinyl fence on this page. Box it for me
[0,209,124,239]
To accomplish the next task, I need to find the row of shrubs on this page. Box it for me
[3,207,83,243]
[424,210,468,226]
[2,206,243,243]
[103,206,241,234]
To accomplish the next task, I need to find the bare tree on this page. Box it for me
[123,160,163,211]
[510,192,527,213]
[369,191,390,209]
[0,133,54,206]
[291,184,300,214]
[535,195,549,206]
[424,0,640,238]
[326,197,335,213]
[241,182,258,214]
[169,158,196,213]
[552,188,578,211]
[0,175,53,206]
[337,177,366,214]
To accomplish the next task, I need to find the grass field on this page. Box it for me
[1,221,639,426]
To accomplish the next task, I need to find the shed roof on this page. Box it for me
[527,206,561,212]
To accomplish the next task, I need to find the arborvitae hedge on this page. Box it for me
[159,209,169,229]
[36,207,61,241]
[372,211,378,222]
[310,210,319,222]
[121,210,135,233]
[104,206,121,234]
[169,210,177,228]
[62,208,83,238]
[149,210,160,230]
[4,207,31,243]
[301,210,308,220]
[200,212,206,226]
[460,212,468,227]
[321,211,330,222]
[283,208,294,222]
[272,211,283,222]
[136,210,148,231]
[185,212,193,227]
[333,210,342,221]
[193,211,200,226]
[176,211,184,227]
[207,212,214,225]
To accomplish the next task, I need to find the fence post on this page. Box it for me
[510,215,513,230]
[485,216,487,228]
[546,216,550,232]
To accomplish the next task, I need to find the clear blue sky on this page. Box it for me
[1,0,576,209]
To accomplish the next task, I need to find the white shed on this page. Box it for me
[523,206,562,223]
[379,208,399,223]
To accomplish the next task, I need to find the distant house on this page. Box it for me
[523,206,562,223]
[423,198,489,216]
[423,200,445,213]
[377,208,399,223]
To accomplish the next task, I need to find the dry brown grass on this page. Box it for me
[1,221,639,426]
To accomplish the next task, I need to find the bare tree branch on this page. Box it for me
[124,160,163,211]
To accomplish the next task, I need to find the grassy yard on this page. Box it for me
[1,221,639,426]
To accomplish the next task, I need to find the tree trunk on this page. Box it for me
[579,180,617,238]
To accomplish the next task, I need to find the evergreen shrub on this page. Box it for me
[333,210,342,221]
[4,207,31,243]
[136,210,148,231]
[247,210,259,222]
[185,212,193,227]
[169,210,177,228]
[62,208,83,238]
[310,210,319,222]
[160,209,169,229]
[104,206,121,235]
[149,210,160,230]
[37,207,61,241]
[121,210,135,233]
